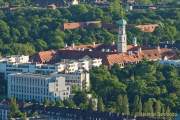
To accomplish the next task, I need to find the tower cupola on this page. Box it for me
[116,19,127,53]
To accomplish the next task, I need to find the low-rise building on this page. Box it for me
[59,70,90,91]
[7,73,70,103]
[0,62,60,80]
[0,56,101,81]
[0,55,29,63]
[61,58,102,72]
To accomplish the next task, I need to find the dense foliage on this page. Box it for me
[90,61,180,115]
[0,0,179,55]
[37,61,179,117]
[0,0,180,117]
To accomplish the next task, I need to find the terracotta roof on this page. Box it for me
[105,48,176,66]
[30,44,176,66]
[32,50,56,63]
[105,53,139,65]
[63,23,81,30]
[63,21,101,30]
[136,24,159,32]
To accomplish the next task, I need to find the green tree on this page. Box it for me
[109,0,125,18]
[122,95,129,115]
[97,97,105,112]
[88,99,97,111]
[73,91,88,106]
[133,95,142,116]
[55,100,64,107]
[116,94,123,113]
[21,112,27,120]
[154,100,161,115]
[143,99,154,114]
[138,0,152,4]
[43,98,50,107]
[9,98,22,118]
[35,39,48,51]
[0,20,10,43]
[63,99,76,108]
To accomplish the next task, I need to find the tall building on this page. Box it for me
[7,73,70,102]
[116,19,127,53]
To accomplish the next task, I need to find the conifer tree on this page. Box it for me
[43,98,50,107]
[165,106,171,113]
[97,97,105,112]
[122,95,130,115]
[154,100,161,116]
[137,96,142,116]
[116,94,123,113]
[133,95,139,113]
[143,99,154,114]
[161,103,165,113]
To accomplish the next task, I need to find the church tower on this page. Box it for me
[116,19,127,53]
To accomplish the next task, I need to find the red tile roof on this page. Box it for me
[63,21,101,30]
[30,44,176,66]
[105,53,139,65]
[30,50,56,63]
[105,48,176,66]
[63,23,81,30]
[136,24,159,32]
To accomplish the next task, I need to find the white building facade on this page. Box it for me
[7,73,70,103]
[59,70,90,91]
[0,57,102,80]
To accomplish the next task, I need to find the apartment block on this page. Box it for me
[7,73,70,103]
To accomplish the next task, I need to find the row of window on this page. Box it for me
[10,94,49,102]
[10,77,48,86]
[10,85,48,94]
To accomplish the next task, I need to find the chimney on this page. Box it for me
[133,37,137,46]
[137,47,142,56]
[93,42,96,47]
[157,46,161,52]
[138,47,142,53]
[71,43,75,48]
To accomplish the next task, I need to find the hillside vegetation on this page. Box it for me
[0,1,179,55]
